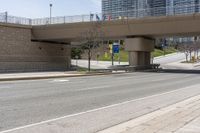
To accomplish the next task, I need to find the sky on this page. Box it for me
[0,0,101,18]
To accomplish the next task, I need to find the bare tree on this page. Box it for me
[78,22,105,71]
[177,43,190,62]
[178,41,200,62]
[193,40,200,60]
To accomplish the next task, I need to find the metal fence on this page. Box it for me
[31,14,101,25]
[0,4,200,26]
[0,12,7,23]
[0,12,32,25]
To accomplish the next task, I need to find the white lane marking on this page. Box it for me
[0,86,12,89]
[0,84,199,133]
[50,79,69,83]
[77,85,111,91]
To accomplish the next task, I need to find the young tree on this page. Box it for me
[177,43,190,62]
[194,40,200,59]
[78,22,105,71]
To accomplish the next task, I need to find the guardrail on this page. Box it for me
[0,4,200,26]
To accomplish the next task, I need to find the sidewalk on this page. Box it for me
[0,71,114,81]
[99,94,200,133]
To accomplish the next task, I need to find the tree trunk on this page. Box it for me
[88,49,91,72]
[185,53,188,62]
[190,52,192,61]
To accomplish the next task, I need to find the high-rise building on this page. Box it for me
[102,0,200,19]
[102,0,168,19]
[166,0,200,15]
[147,0,166,16]
[102,0,149,19]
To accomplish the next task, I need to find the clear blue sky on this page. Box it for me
[0,0,101,18]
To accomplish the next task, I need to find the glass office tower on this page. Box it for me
[166,0,200,15]
[102,0,168,19]
[102,0,200,19]
[102,0,148,19]
[147,0,166,16]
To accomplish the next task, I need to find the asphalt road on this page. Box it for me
[1,72,200,132]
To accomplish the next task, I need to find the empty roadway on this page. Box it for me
[1,72,200,132]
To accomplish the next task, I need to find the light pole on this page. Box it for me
[49,3,53,24]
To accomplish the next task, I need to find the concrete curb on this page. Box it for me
[0,72,124,82]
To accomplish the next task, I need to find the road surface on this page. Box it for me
[1,72,200,132]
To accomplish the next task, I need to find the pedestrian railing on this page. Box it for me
[0,12,32,25]
[0,4,200,26]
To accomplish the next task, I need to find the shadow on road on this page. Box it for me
[155,69,200,74]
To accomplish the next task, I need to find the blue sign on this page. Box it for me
[113,43,120,54]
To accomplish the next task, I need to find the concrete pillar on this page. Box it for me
[125,37,154,66]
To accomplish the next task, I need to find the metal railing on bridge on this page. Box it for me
[0,12,32,25]
[31,14,101,25]
[0,4,200,26]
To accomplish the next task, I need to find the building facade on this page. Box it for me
[102,0,200,19]
[147,0,166,16]
[102,0,148,19]
[166,0,200,15]
[102,0,167,19]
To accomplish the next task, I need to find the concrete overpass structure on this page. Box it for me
[1,13,200,72]
[32,14,200,66]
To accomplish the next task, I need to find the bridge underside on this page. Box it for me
[31,14,200,67]
[1,14,200,72]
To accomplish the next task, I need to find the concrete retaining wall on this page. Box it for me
[0,23,71,72]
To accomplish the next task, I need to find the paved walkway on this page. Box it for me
[72,53,200,70]
[99,95,200,133]
[71,60,128,69]
[0,71,87,81]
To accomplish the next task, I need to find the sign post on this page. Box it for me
[109,44,114,66]
[112,43,120,66]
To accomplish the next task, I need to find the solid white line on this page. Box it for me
[50,79,69,83]
[77,85,112,91]
[0,84,199,133]
[0,86,12,89]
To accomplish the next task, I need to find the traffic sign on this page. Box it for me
[113,43,120,54]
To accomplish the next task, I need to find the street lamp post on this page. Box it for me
[50,3,53,24]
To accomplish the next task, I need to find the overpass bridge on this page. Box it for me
[31,14,200,66]
[1,11,200,72]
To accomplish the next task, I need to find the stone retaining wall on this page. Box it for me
[0,23,71,72]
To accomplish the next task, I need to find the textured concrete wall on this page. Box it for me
[125,37,154,66]
[0,24,71,72]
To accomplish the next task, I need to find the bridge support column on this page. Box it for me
[125,37,154,66]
